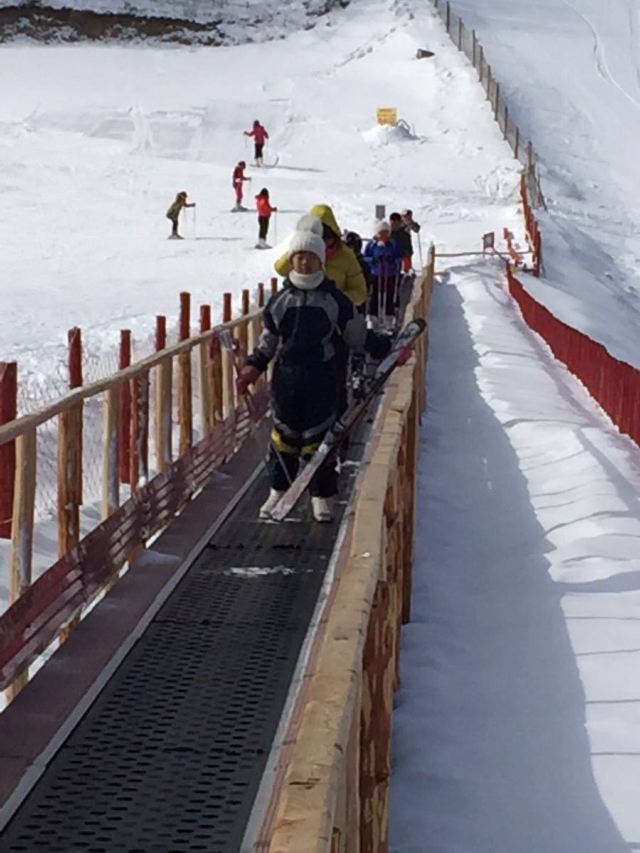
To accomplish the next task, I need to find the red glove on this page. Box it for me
[396,346,413,366]
[236,365,260,395]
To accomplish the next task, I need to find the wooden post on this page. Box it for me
[0,362,17,539]
[446,0,450,32]
[154,316,172,474]
[119,330,132,484]
[178,291,192,456]
[11,428,36,602]
[527,141,534,170]
[457,16,462,50]
[102,386,119,518]
[58,328,83,557]
[271,276,278,296]
[221,293,235,419]
[503,104,509,139]
[258,281,266,308]
[199,305,213,437]
[514,125,520,160]
[494,82,500,119]
[486,65,492,98]
[239,288,250,358]
[478,46,484,82]
[131,371,149,489]
[472,29,477,68]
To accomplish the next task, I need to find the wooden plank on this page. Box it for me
[156,355,173,473]
[102,387,119,519]
[0,361,17,539]
[57,404,82,557]
[179,292,193,455]
[199,305,213,437]
[10,429,37,602]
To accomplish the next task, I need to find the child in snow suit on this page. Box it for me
[232,161,251,211]
[244,120,269,166]
[274,204,368,308]
[236,225,366,523]
[166,191,195,239]
[255,188,277,248]
[364,221,404,318]
[390,212,414,273]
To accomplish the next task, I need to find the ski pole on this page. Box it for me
[273,211,278,244]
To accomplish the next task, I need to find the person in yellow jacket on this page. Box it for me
[274,204,368,308]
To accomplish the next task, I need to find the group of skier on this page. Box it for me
[165,122,424,523]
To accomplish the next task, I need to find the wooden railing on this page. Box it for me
[0,283,274,699]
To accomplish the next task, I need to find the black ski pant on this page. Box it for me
[268,360,338,497]
[169,216,179,237]
[255,141,264,160]
[258,215,270,241]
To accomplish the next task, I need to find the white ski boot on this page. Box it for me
[259,489,285,520]
[311,496,333,523]
[255,238,271,250]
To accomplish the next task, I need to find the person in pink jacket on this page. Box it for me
[244,120,269,166]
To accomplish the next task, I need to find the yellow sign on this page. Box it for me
[377,108,398,126]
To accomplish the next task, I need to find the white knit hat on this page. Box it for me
[374,219,391,235]
[295,214,323,236]
[288,228,326,263]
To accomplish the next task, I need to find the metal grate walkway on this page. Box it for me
[0,440,366,853]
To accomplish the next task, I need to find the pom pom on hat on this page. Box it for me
[288,228,326,263]
[295,214,323,236]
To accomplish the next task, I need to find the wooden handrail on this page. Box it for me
[0,311,260,449]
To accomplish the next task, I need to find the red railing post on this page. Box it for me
[258,281,266,308]
[0,362,18,539]
[119,330,132,484]
[178,292,192,456]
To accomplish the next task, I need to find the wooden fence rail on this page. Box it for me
[0,287,273,700]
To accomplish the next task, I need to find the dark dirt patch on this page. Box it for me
[0,3,224,44]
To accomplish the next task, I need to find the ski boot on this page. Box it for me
[311,496,333,523]
[259,489,285,520]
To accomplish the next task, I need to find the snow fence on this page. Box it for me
[256,253,434,852]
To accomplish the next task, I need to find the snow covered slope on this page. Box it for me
[452,0,640,368]
[0,0,520,410]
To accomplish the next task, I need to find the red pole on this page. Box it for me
[200,304,211,333]
[270,276,278,296]
[0,362,17,539]
[155,315,167,351]
[258,282,265,308]
[223,292,233,324]
[179,291,191,341]
[67,327,83,505]
[119,330,132,484]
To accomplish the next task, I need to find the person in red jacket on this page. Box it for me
[232,160,251,211]
[255,188,277,249]
[244,120,269,166]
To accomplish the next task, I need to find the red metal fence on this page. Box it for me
[507,267,640,444]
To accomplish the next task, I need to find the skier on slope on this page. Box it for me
[232,160,251,212]
[166,191,195,240]
[235,222,367,523]
[255,187,278,248]
[244,120,269,167]
[274,204,368,308]
[364,220,404,322]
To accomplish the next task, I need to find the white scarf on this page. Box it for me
[289,270,324,291]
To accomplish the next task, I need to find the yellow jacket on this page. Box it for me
[274,204,368,307]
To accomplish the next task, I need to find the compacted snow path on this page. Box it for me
[390,265,640,852]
